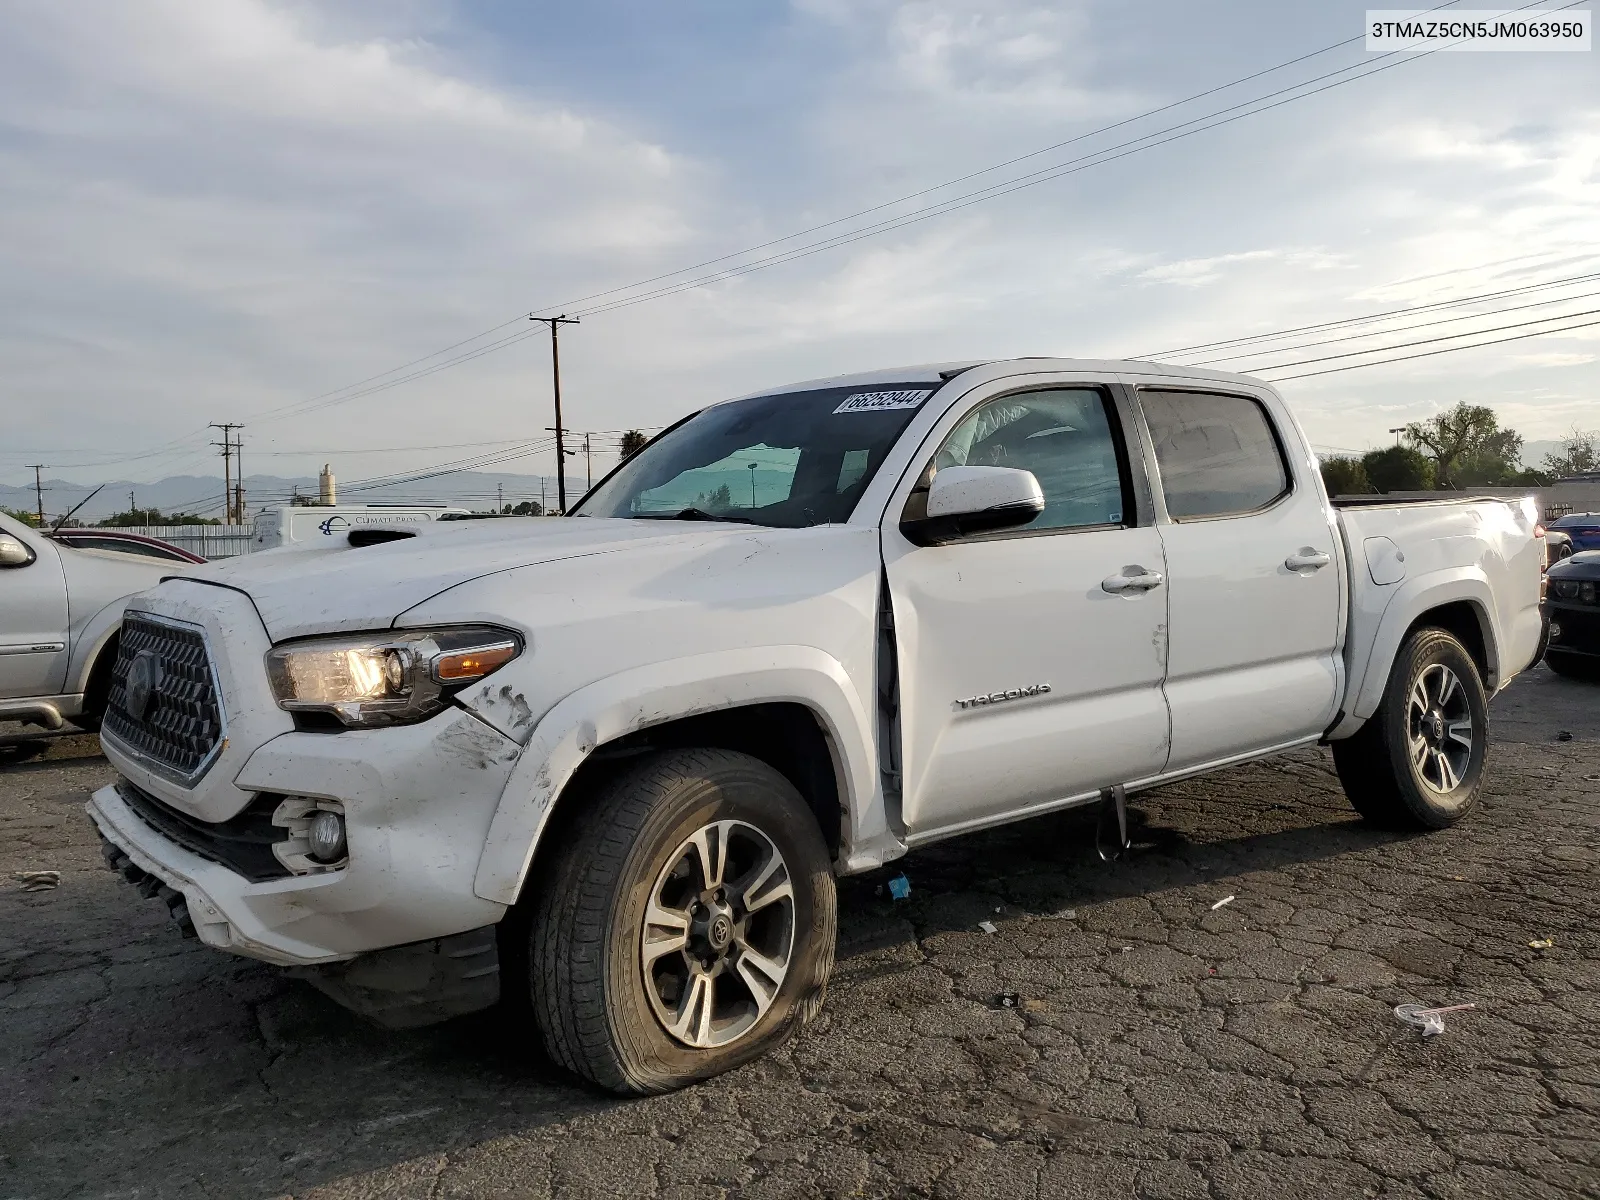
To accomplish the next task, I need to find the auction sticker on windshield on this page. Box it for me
[833,389,934,414]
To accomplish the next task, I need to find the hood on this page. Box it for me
[179,517,770,641]
[1549,549,1600,579]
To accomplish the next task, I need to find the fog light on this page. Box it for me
[308,810,347,862]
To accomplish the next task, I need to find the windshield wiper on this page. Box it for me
[632,507,762,525]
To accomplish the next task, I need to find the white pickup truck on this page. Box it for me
[87,359,1544,1094]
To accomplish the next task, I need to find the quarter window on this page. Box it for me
[1140,390,1289,520]
[911,388,1128,533]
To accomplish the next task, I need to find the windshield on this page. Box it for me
[573,383,939,527]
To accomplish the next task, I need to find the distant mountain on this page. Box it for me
[0,471,562,524]
[1522,440,1572,472]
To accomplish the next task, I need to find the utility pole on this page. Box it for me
[128,490,136,520]
[211,423,242,523]
[234,433,244,525]
[498,481,504,513]
[27,465,45,526]
[531,315,579,513]
[584,433,592,492]
[539,477,547,515]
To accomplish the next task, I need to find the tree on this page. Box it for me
[619,430,648,460]
[1,506,39,527]
[103,508,219,527]
[694,484,733,512]
[1319,455,1372,497]
[1404,403,1523,489]
[1543,428,1600,478]
[1361,445,1435,493]
[511,500,541,516]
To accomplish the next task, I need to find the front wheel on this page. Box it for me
[1332,628,1488,829]
[526,749,836,1094]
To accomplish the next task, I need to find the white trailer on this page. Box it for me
[251,505,471,551]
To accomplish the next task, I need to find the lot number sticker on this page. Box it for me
[833,389,934,414]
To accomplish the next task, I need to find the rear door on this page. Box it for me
[884,378,1171,839]
[1133,383,1342,770]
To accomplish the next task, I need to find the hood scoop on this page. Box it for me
[348,528,417,548]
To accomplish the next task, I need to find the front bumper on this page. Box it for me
[1547,603,1600,658]
[88,705,523,967]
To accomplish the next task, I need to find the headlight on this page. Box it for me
[266,625,522,728]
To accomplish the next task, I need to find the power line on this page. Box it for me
[1260,314,1600,381]
[1245,305,1600,373]
[1187,286,1600,366]
[554,0,1583,323]
[82,6,1482,449]
[1147,266,1600,359]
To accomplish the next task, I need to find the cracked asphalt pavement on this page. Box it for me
[3,665,1598,1199]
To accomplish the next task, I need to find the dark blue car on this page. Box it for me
[1549,512,1600,553]
[1545,549,1600,679]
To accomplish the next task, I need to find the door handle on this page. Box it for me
[1101,567,1164,594]
[1285,548,1332,571]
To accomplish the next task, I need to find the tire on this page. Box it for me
[526,748,836,1094]
[1546,650,1600,681]
[1332,628,1488,830]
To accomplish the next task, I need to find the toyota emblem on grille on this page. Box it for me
[125,650,163,722]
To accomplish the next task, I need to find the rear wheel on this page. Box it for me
[1332,628,1488,829]
[527,748,836,1094]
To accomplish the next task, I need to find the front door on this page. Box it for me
[1136,386,1342,770]
[884,383,1171,839]
[0,526,69,699]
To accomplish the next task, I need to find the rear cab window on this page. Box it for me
[1139,390,1291,520]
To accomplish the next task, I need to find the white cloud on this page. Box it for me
[0,0,707,479]
[3,0,1598,494]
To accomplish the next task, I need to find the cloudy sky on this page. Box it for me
[2,0,1597,503]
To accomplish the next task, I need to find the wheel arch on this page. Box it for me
[1347,572,1500,725]
[470,647,891,907]
[65,602,128,712]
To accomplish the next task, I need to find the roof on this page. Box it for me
[726,357,1273,402]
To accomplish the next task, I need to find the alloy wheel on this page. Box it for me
[1406,663,1475,793]
[640,819,796,1049]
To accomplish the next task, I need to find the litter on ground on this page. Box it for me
[14,870,59,892]
[886,873,911,901]
[1529,938,1555,949]
[977,920,998,934]
[1394,1002,1476,1037]
[1210,895,1236,911]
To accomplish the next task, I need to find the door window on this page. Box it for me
[1140,390,1290,520]
[908,388,1129,533]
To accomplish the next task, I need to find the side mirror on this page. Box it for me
[0,534,35,567]
[899,466,1045,546]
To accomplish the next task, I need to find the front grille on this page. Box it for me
[115,779,292,882]
[103,614,224,783]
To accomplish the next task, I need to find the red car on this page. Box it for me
[47,530,206,565]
